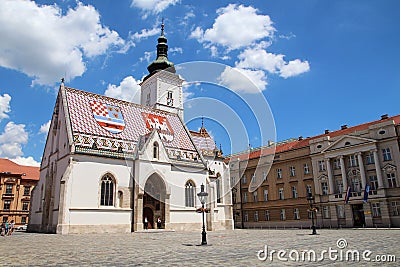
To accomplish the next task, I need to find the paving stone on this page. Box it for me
[0,229,398,266]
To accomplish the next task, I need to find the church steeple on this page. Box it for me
[146,19,175,77]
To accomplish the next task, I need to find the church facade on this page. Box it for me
[29,24,233,234]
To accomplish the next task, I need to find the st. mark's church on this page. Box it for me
[29,24,233,234]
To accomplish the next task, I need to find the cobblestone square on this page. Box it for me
[1,229,399,266]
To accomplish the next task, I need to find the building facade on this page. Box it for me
[0,159,39,227]
[231,114,400,228]
[29,24,233,234]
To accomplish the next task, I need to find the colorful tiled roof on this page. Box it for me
[189,127,216,157]
[0,158,40,180]
[64,86,196,153]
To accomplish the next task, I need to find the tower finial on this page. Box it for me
[201,116,204,128]
[161,18,165,36]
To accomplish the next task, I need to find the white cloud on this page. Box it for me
[279,59,310,78]
[10,156,40,167]
[236,48,285,73]
[0,0,125,85]
[0,121,28,158]
[0,93,11,122]
[39,120,51,135]
[130,27,160,41]
[131,0,179,14]
[139,51,156,63]
[105,76,141,103]
[236,47,310,78]
[218,67,267,93]
[191,4,275,50]
[169,47,183,54]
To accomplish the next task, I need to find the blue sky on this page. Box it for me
[0,0,399,166]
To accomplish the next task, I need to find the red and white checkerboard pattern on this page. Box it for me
[65,87,196,152]
[90,101,108,117]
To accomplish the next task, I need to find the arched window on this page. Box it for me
[153,142,159,159]
[100,174,115,206]
[185,180,195,207]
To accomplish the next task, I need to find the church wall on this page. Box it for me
[65,156,133,228]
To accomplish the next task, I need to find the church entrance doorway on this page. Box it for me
[142,173,166,229]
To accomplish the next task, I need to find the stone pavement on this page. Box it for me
[0,229,399,266]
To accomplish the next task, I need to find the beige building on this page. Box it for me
[230,114,400,228]
[0,159,39,227]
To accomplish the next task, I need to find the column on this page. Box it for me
[357,152,367,189]
[326,158,335,194]
[373,149,384,188]
[339,156,348,191]
[164,194,171,230]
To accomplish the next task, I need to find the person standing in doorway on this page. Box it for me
[157,216,162,229]
[144,217,148,230]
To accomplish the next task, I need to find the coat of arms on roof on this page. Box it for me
[142,112,174,142]
[90,100,125,134]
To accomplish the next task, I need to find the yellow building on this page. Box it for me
[231,114,400,228]
[0,159,39,227]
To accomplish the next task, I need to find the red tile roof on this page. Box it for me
[0,158,40,180]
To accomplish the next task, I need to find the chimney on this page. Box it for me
[324,129,330,134]
[298,136,303,141]
[381,114,389,120]
[341,125,348,130]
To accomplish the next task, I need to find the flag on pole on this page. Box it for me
[344,186,351,204]
[363,185,370,203]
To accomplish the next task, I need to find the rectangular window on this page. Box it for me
[304,163,310,174]
[244,211,249,222]
[263,189,269,202]
[306,185,312,195]
[369,175,378,193]
[289,166,296,177]
[2,217,8,223]
[253,191,258,203]
[387,173,397,188]
[278,188,284,200]
[3,200,11,210]
[262,171,267,181]
[318,160,325,171]
[280,209,286,221]
[265,210,270,221]
[254,211,259,222]
[232,192,236,204]
[351,178,362,193]
[372,203,381,217]
[337,205,345,219]
[333,159,340,169]
[243,193,248,204]
[349,155,358,167]
[321,181,329,195]
[391,201,399,216]
[242,175,247,184]
[323,206,330,219]
[5,184,13,194]
[21,217,27,224]
[291,186,298,199]
[276,168,282,179]
[294,208,300,220]
[251,173,256,183]
[336,179,344,194]
[22,202,29,211]
[366,152,375,165]
[382,148,392,161]
[23,186,31,196]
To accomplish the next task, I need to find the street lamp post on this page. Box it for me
[307,192,317,235]
[197,184,208,245]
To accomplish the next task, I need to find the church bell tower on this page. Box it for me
[140,20,184,120]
